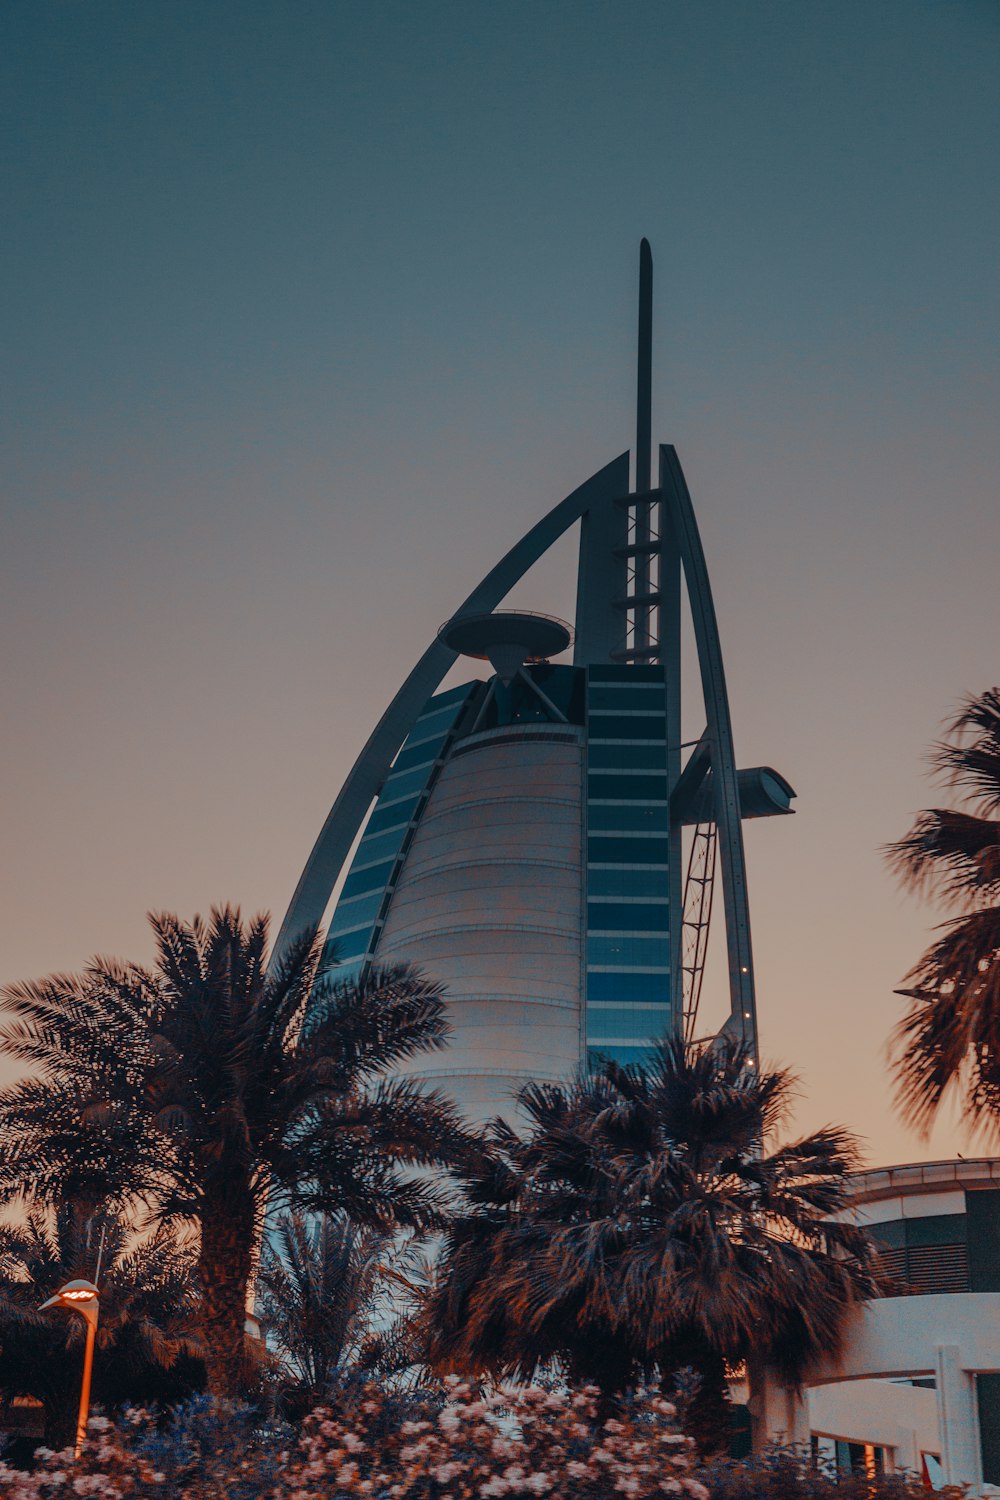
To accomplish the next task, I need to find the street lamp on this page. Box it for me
[39,1278,100,1458]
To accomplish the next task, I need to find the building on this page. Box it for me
[272,242,794,1122]
[754,1158,1000,1492]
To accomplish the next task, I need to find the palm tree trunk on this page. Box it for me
[198,1189,255,1399]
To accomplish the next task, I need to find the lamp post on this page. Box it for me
[39,1278,100,1458]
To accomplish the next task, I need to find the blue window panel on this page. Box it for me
[317,957,366,991]
[587,1008,672,1042]
[411,694,470,732]
[328,890,384,936]
[587,835,670,864]
[588,714,666,741]
[587,972,670,1003]
[587,867,668,898]
[587,901,670,932]
[320,937,369,975]
[588,773,668,801]
[407,708,461,744]
[352,829,408,869]
[588,1044,660,1070]
[380,765,436,802]
[588,804,669,833]
[419,682,474,715]
[365,795,419,837]
[324,922,372,954]
[588,743,667,770]
[587,971,670,1002]
[341,858,396,903]
[589,664,663,684]
[391,737,445,775]
[587,934,670,968]
[588,686,666,713]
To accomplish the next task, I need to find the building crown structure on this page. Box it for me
[274,242,794,1122]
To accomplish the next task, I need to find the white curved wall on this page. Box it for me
[376,730,585,1123]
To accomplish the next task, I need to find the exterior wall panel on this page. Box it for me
[376,732,585,1123]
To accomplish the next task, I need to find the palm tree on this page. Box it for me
[0,1203,202,1447]
[423,1039,880,1455]
[887,689,1000,1134]
[257,1211,429,1415]
[0,906,472,1398]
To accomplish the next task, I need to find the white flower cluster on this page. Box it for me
[0,1383,709,1500]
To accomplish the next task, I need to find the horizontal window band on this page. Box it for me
[588,950,670,970]
[588,838,670,863]
[589,690,666,713]
[587,964,671,975]
[390,740,446,774]
[589,931,670,944]
[587,765,669,777]
[588,905,671,933]
[328,892,385,933]
[589,719,667,742]
[380,766,438,800]
[418,683,476,715]
[588,665,665,683]
[365,795,421,833]
[340,858,397,901]
[588,872,669,899]
[321,949,368,969]
[589,796,669,807]
[590,864,668,876]
[584,739,670,749]
[587,1033,673,1048]
[586,893,669,904]
[587,1045,663,1065]
[349,832,409,871]
[589,780,668,803]
[588,744,668,770]
[587,972,671,1001]
[324,921,373,947]
[588,708,666,717]
[588,1001,672,1011]
[588,805,670,832]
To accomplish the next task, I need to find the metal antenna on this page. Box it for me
[636,238,653,493]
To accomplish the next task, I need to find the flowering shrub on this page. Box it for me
[0,1380,708,1499]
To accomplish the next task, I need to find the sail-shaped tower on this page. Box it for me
[275,243,794,1122]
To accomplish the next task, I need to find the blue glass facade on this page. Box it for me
[322,662,678,1078]
[584,664,671,1069]
[322,682,478,983]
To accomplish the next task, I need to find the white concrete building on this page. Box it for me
[754,1159,1000,1492]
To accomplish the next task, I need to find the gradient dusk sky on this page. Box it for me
[3,1,998,1166]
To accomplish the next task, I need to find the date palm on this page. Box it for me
[0,906,470,1397]
[0,1203,201,1447]
[887,689,1000,1133]
[424,1038,879,1455]
[258,1211,428,1415]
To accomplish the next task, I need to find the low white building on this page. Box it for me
[753,1158,1000,1491]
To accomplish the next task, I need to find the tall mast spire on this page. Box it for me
[636,237,653,493]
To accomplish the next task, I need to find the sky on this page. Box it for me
[2,0,999,1168]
